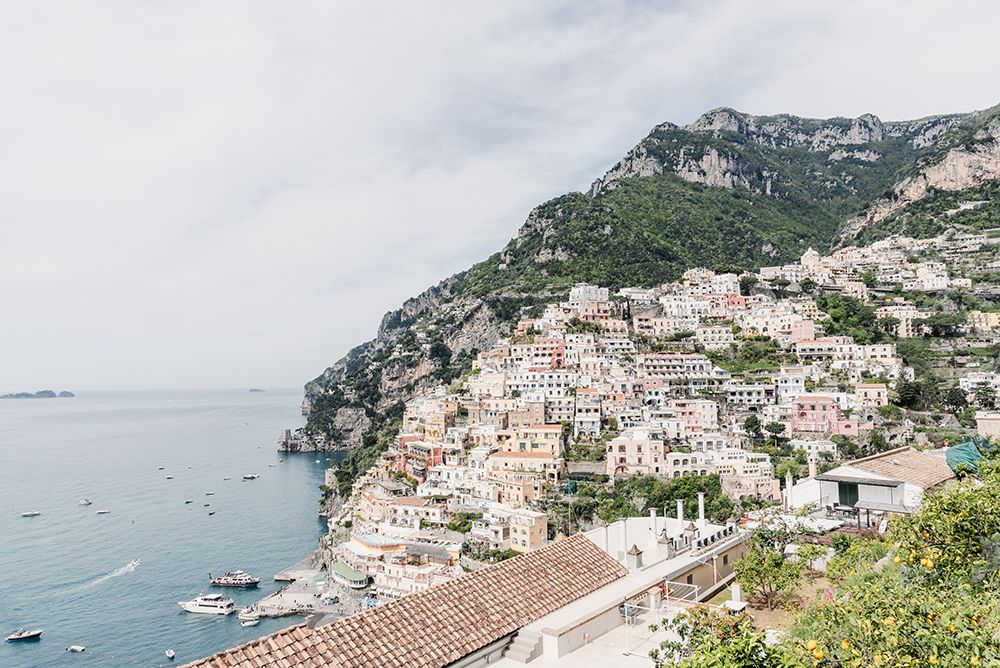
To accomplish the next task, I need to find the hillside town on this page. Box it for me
[268,231,999,625]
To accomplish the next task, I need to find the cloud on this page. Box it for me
[0,0,996,390]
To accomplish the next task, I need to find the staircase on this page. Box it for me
[502,629,542,664]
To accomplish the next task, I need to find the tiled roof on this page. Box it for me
[850,446,955,489]
[182,534,626,668]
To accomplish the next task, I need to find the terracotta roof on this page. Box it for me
[849,446,955,489]
[182,534,626,668]
[390,496,430,507]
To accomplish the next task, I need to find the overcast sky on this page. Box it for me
[2,1,997,392]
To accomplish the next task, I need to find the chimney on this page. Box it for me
[784,471,794,510]
[619,519,628,563]
[808,457,818,479]
[602,525,610,554]
[626,544,644,570]
[648,509,658,551]
[697,492,706,527]
[676,498,684,523]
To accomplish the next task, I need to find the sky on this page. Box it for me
[2,1,998,392]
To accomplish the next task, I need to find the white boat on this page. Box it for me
[242,474,259,480]
[127,558,141,570]
[205,492,215,496]
[240,618,259,627]
[6,628,43,642]
[237,607,260,621]
[96,510,111,515]
[211,570,261,587]
[165,648,176,659]
[78,499,92,506]
[20,511,41,518]
[178,594,235,615]
[67,645,87,653]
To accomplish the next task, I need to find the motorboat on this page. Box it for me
[240,618,260,627]
[165,649,176,660]
[78,499,92,506]
[6,628,43,642]
[208,511,216,516]
[67,645,87,653]
[178,594,235,615]
[223,477,231,481]
[127,558,141,570]
[96,510,111,515]
[242,474,259,481]
[185,500,193,504]
[20,511,41,518]
[237,607,260,621]
[166,476,174,480]
[211,570,261,587]
[158,467,165,470]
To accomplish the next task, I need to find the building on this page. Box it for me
[788,447,955,515]
[792,395,859,436]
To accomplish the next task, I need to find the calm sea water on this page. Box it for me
[0,389,336,668]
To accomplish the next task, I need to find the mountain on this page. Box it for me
[300,104,1000,495]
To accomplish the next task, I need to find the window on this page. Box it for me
[723,554,729,565]
[686,574,693,585]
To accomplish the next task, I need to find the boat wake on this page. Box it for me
[71,559,141,591]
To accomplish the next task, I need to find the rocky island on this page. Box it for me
[1,390,75,399]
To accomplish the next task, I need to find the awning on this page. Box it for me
[814,474,901,487]
[853,499,913,514]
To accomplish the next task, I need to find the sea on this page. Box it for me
[0,389,338,668]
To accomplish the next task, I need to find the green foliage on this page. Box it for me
[814,294,888,344]
[446,511,482,534]
[565,317,603,334]
[733,540,803,610]
[594,474,734,524]
[648,607,787,668]
[859,180,1000,242]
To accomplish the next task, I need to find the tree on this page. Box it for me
[795,543,826,575]
[648,607,789,668]
[743,414,762,441]
[895,379,922,409]
[861,270,877,288]
[975,382,997,409]
[733,542,803,610]
[866,428,888,455]
[943,386,968,412]
[739,274,758,296]
[799,277,817,294]
[771,277,791,298]
[764,421,786,445]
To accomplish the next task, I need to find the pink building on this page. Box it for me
[792,395,859,437]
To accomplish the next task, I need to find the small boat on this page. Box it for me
[206,492,215,496]
[165,649,176,660]
[96,510,111,515]
[6,628,43,642]
[204,503,211,507]
[158,467,165,470]
[67,645,87,653]
[208,511,216,516]
[223,477,231,481]
[238,607,260,621]
[185,500,193,504]
[166,476,174,480]
[242,474,259,481]
[240,618,260,627]
[78,499,92,506]
[178,594,235,615]
[127,558,141,570]
[211,570,261,587]
[20,511,41,518]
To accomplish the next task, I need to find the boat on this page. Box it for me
[206,492,215,496]
[166,476,174,480]
[185,500,193,504]
[158,467,165,470]
[211,570,261,587]
[67,645,87,653]
[5,628,43,642]
[242,474,259,481]
[165,649,176,660]
[237,607,260,621]
[204,503,211,507]
[127,558,141,570]
[223,477,231,481]
[208,511,215,516]
[177,594,235,615]
[20,511,41,518]
[96,510,111,515]
[240,618,260,627]
[78,499,92,506]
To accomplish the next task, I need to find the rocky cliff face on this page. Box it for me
[836,115,1000,243]
[302,102,1000,492]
